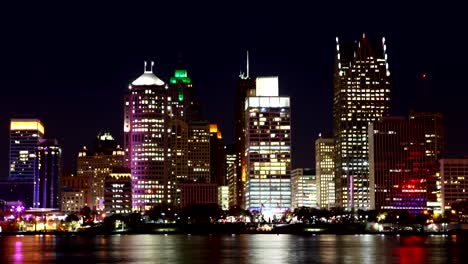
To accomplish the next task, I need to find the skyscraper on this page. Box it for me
[369,116,438,213]
[209,124,225,186]
[225,144,237,208]
[9,119,44,181]
[244,76,291,215]
[77,133,125,210]
[333,35,391,210]
[33,139,61,209]
[315,134,335,209]
[234,51,256,208]
[124,61,170,211]
[439,159,468,212]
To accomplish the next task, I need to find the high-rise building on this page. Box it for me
[168,66,202,122]
[409,111,444,211]
[61,174,92,209]
[210,124,225,186]
[77,133,125,210]
[104,168,132,215]
[124,61,170,211]
[291,168,317,209]
[369,117,438,213]
[439,159,468,212]
[218,185,229,211]
[315,135,335,209]
[244,76,291,215]
[225,144,237,208]
[234,51,256,208]
[187,122,211,182]
[33,139,61,209]
[333,35,391,210]
[9,119,45,181]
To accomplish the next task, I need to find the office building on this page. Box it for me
[179,182,218,208]
[234,51,256,208]
[291,168,317,209]
[333,35,391,210]
[218,185,229,211]
[244,76,292,215]
[315,135,336,208]
[440,159,468,211]
[9,119,44,181]
[225,144,237,208]
[210,124,225,186]
[369,117,438,213]
[104,168,132,215]
[33,139,61,209]
[124,61,170,210]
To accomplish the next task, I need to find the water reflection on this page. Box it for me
[0,234,465,263]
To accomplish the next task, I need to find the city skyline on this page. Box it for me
[0,2,466,176]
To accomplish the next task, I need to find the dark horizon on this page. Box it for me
[0,2,466,176]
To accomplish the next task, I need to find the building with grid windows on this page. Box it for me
[291,168,317,209]
[333,34,391,210]
[440,159,468,211]
[9,119,44,181]
[315,135,335,209]
[244,76,291,216]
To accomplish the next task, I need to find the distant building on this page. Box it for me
[9,119,44,181]
[210,124,225,186]
[244,76,292,214]
[61,175,92,209]
[234,52,256,208]
[291,168,317,209]
[61,191,85,213]
[104,168,132,215]
[225,144,237,208]
[218,186,229,211]
[369,117,438,213]
[179,182,218,208]
[440,159,468,211]
[315,135,335,209]
[33,139,61,209]
[333,35,391,210]
[77,133,125,210]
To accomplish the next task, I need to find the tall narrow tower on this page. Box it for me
[124,61,170,211]
[33,139,61,208]
[333,35,391,210]
[234,51,256,208]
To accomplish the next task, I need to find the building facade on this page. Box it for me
[333,35,391,210]
[244,76,292,215]
[291,168,317,209]
[440,159,468,211]
[124,62,170,211]
[225,144,237,208]
[315,135,336,209]
[9,119,44,181]
[33,139,61,209]
[104,169,132,215]
[369,117,438,213]
[179,182,218,208]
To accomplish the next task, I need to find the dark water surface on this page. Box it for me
[0,234,466,263]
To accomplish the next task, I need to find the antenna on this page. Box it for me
[151,61,154,72]
[246,50,250,79]
[144,61,147,72]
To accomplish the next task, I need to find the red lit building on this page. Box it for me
[369,117,439,213]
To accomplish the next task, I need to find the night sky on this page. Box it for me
[0,2,466,176]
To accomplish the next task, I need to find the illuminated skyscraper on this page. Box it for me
[234,51,256,208]
[187,121,211,182]
[291,168,317,209]
[225,144,237,208]
[439,159,468,211]
[33,139,61,209]
[333,35,391,210]
[244,76,291,215]
[209,124,225,186]
[9,119,45,181]
[124,61,170,211]
[104,168,132,215]
[369,117,438,213]
[315,135,335,209]
[77,133,125,210]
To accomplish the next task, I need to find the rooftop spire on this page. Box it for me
[144,60,154,73]
[246,50,250,79]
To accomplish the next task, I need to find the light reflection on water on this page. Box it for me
[0,234,466,263]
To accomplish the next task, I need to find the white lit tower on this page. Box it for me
[244,76,292,216]
[124,61,171,211]
[333,34,391,210]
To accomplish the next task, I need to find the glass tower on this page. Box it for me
[333,35,391,210]
[9,119,44,181]
[244,76,291,216]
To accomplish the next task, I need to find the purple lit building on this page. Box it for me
[124,61,170,211]
[33,139,61,209]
